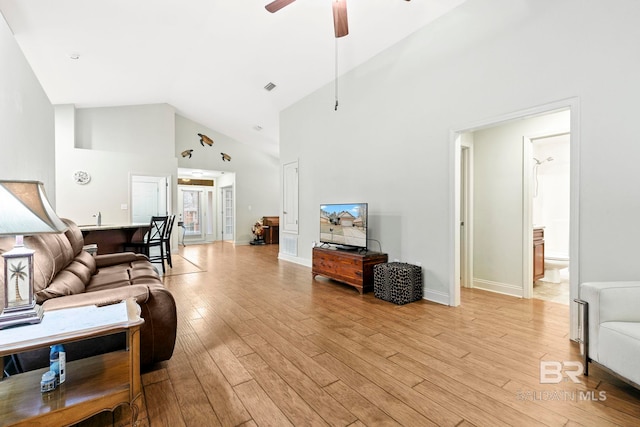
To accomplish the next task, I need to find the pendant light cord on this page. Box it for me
[334,37,339,111]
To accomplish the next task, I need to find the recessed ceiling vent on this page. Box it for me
[264,82,277,91]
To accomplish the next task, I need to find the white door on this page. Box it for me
[460,144,472,289]
[282,161,299,233]
[222,186,234,241]
[131,175,169,223]
[179,187,204,241]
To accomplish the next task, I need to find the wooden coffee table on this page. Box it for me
[0,298,144,426]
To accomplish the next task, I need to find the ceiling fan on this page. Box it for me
[265,0,411,38]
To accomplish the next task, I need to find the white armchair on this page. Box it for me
[576,281,640,388]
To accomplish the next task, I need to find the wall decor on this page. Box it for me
[221,153,231,162]
[198,133,214,146]
[181,149,194,158]
[73,170,91,185]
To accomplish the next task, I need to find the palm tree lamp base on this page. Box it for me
[1,239,43,330]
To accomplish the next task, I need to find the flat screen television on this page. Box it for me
[320,203,368,249]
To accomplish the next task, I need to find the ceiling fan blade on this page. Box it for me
[332,0,349,38]
[265,0,296,13]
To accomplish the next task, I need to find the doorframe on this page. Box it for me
[450,97,581,340]
[460,142,473,291]
[178,185,206,242]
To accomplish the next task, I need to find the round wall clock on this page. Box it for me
[73,170,91,185]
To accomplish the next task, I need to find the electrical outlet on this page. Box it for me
[120,204,128,210]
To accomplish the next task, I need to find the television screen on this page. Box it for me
[320,203,368,249]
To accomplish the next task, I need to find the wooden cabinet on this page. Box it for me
[0,300,144,426]
[533,227,545,281]
[262,216,279,244]
[312,247,388,294]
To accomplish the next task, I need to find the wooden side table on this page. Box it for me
[0,298,144,426]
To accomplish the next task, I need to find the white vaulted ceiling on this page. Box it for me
[0,0,467,157]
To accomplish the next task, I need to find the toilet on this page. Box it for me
[543,251,569,283]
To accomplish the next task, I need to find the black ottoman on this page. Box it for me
[373,262,423,305]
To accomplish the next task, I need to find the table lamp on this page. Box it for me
[0,180,68,329]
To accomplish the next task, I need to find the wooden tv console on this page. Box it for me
[312,246,388,294]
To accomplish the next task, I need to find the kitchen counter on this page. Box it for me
[79,223,150,254]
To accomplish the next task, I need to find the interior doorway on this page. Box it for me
[451,98,580,340]
[177,168,233,244]
[528,132,571,304]
[178,187,205,241]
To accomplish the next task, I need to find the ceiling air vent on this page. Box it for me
[264,82,277,91]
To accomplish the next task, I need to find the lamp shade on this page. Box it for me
[0,180,68,235]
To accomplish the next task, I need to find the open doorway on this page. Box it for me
[178,168,234,244]
[529,133,571,304]
[451,98,580,340]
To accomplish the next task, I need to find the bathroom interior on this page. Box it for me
[532,133,570,304]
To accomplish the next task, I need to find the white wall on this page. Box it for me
[280,0,640,301]
[0,15,55,201]
[175,115,279,244]
[472,110,569,297]
[55,104,178,225]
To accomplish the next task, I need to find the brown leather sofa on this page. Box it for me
[0,219,177,371]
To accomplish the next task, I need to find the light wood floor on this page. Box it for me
[84,242,640,426]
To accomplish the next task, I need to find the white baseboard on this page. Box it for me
[423,288,450,306]
[278,253,312,268]
[473,278,523,298]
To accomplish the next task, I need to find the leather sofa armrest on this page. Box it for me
[138,284,177,366]
[95,252,149,268]
[41,285,150,311]
[579,281,640,362]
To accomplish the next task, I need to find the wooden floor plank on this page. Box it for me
[72,243,640,426]
[313,352,449,427]
[233,380,294,427]
[165,352,222,427]
[238,352,329,426]
[242,332,357,426]
[143,379,186,427]
[310,334,463,426]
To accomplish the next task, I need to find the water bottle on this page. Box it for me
[49,344,66,385]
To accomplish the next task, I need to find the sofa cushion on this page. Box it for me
[62,218,85,255]
[581,281,640,361]
[39,233,75,275]
[36,269,86,302]
[24,235,57,292]
[42,285,151,311]
[65,260,93,284]
[598,321,640,386]
[86,271,131,292]
[74,250,97,275]
[130,266,161,281]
